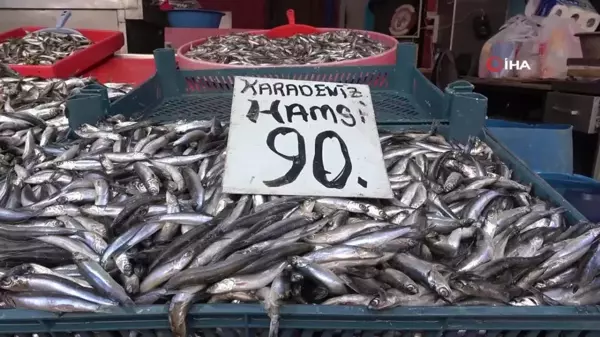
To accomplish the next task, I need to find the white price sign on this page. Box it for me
[222,76,393,199]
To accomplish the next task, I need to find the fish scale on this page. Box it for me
[0,96,598,337]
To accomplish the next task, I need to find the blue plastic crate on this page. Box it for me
[66,44,487,143]
[2,304,600,334]
[49,44,593,334]
[540,173,600,222]
[486,120,573,174]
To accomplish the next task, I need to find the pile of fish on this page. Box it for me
[0,67,133,174]
[0,111,600,337]
[0,31,92,65]
[183,30,390,66]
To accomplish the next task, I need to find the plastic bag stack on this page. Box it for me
[478,14,583,79]
[526,0,600,32]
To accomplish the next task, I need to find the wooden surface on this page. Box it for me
[461,76,554,90]
[568,66,600,78]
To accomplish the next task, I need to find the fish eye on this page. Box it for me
[0,276,14,287]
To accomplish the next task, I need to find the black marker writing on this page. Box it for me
[313,131,352,189]
[240,78,258,95]
[246,99,284,124]
[259,82,272,95]
[347,86,363,98]
[247,100,359,127]
[273,82,285,96]
[286,104,308,123]
[358,102,367,123]
[335,105,356,127]
[263,129,364,189]
[239,79,366,99]
[314,84,327,97]
[298,85,313,96]
[263,127,306,187]
[335,84,348,98]
[310,105,337,123]
[285,84,299,96]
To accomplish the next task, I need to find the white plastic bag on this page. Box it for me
[538,16,583,79]
[478,15,542,78]
[515,40,540,79]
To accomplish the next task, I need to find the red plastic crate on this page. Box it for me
[0,26,124,79]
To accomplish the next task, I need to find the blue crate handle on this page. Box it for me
[56,10,72,29]
[445,80,475,93]
[444,80,487,142]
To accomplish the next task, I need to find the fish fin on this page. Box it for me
[377,288,388,301]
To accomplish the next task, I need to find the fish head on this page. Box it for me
[290,272,304,283]
[136,204,150,217]
[533,281,549,290]
[123,282,136,295]
[148,185,160,196]
[449,278,466,289]
[130,180,147,194]
[425,231,441,242]
[115,254,133,275]
[133,264,146,276]
[291,283,302,296]
[509,296,542,306]
[165,181,178,192]
[208,278,236,294]
[288,256,307,268]
[405,283,419,295]
[48,219,64,227]
[311,286,329,301]
[434,285,451,298]
[427,270,451,298]
[367,291,394,310]
[0,292,15,307]
[366,295,383,310]
[0,275,27,290]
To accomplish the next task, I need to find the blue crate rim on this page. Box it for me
[3,304,600,321]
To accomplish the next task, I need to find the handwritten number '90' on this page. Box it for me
[263,127,353,189]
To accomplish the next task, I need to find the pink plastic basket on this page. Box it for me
[176,28,398,70]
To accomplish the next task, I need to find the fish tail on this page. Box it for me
[268,314,280,337]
